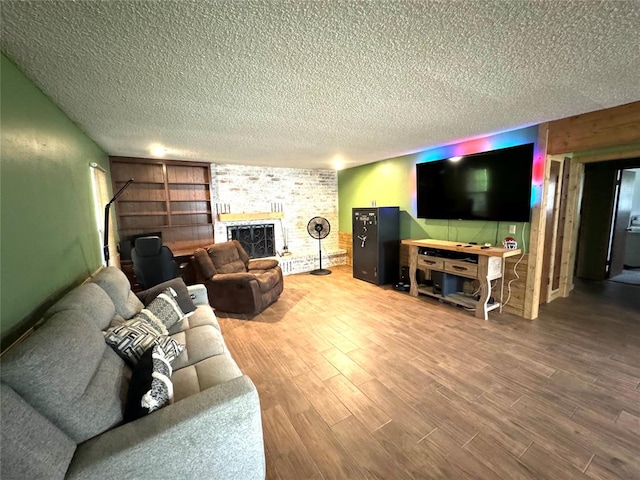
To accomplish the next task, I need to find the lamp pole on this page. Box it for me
[103,179,134,265]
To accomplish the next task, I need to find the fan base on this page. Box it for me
[310,268,332,276]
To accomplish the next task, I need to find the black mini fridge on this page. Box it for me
[352,207,399,285]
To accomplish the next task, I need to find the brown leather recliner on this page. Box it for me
[191,240,284,314]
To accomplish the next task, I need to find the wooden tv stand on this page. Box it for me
[402,239,521,320]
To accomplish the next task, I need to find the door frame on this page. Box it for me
[540,155,582,303]
[540,158,562,303]
[548,149,639,298]
[608,169,636,278]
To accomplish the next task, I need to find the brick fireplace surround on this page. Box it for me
[211,164,346,275]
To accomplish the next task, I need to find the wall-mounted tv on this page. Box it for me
[416,143,534,222]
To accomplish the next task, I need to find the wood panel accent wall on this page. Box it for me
[497,254,528,317]
[523,124,549,319]
[338,232,353,266]
[558,158,584,297]
[552,158,571,293]
[109,157,214,254]
[547,101,640,155]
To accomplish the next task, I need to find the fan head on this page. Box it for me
[307,216,331,240]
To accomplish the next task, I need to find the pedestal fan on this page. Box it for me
[307,216,331,275]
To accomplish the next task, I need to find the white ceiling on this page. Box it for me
[1,1,639,170]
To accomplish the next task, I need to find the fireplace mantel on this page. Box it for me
[217,212,284,222]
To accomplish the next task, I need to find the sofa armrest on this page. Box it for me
[186,284,209,306]
[66,376,265,480]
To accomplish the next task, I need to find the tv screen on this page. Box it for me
[416,143,533,222]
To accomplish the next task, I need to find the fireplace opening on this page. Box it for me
[227,224,275,259]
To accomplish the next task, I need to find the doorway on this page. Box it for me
[575,160,640,284]
[609,167,640,285]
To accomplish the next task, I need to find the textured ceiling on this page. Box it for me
[1,1,639,170]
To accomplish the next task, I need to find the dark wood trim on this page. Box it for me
[109,156,212,168]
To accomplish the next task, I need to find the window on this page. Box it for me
[91,164,118,267]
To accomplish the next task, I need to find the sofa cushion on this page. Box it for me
[136,277,196,315]
[170,324,226,371]
[172,355,243,402]
[124,346,174,422]
[91,267,143,319]
[234,240,251,264]
[254,268,282,293]
[1,311,130,443]
[104,317,185,366]
[168,304,220,333]
[109,313,126,328]
[1,383,77,480]
[44,283,115,330]
[217,259,246,274]
[208,243,246,274]
[194,248,217,278]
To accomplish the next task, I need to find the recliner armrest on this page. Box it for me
[210,272,257,285]
[248,259,279,271]
[66,376,265,480]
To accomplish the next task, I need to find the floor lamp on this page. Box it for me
[104,179,134,265]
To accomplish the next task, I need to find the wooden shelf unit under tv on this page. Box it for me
[109,157,215,255]
[402,239,521,320]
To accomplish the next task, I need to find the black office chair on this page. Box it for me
[131,236,178,289]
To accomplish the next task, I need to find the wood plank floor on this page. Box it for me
[217,266,640,480]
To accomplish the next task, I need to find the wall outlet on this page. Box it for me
[508,224,516,234]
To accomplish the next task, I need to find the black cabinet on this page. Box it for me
[352,207,400,285]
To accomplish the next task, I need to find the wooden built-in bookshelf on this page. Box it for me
[109,157,214,255]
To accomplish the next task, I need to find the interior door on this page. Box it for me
[575,163,617,280]
[608,170,636,277]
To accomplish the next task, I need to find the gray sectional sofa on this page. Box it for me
[1,267,265,479]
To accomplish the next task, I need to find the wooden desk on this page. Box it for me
[169,247,201,258]
[402,239,521,320]
[167,246,203,285]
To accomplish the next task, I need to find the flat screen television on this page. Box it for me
[416,143,534,222]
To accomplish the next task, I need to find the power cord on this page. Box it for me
[503,222,527,308]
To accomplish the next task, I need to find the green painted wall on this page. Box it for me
[338,126,539,251]
[1,53,109,345]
